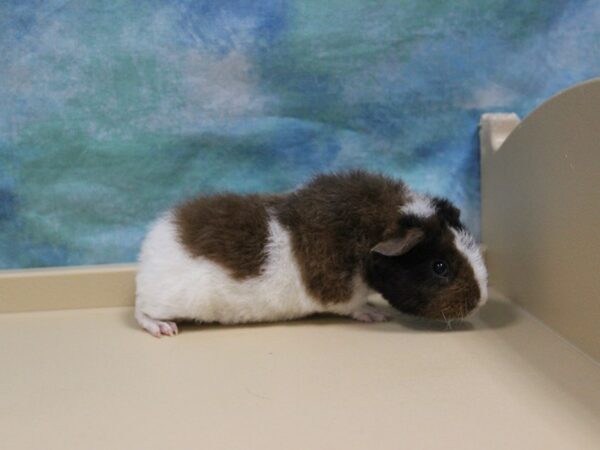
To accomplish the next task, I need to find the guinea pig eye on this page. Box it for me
[432,260,449,277]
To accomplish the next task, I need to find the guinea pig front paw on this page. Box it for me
[349,305,389,323]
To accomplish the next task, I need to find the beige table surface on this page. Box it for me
[1,294,600,450]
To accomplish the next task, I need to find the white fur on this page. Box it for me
[400,192,435,218]
[451,228,488,306]
[135,212,369,330]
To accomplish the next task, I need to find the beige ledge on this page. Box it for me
[0,264,136,313]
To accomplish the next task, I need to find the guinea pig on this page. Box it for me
[135,170,487,337]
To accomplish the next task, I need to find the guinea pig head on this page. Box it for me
[365,199,488,321]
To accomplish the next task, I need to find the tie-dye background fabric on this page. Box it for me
[1,1,599,269]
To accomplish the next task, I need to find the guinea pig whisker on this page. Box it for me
[441,310,452,330]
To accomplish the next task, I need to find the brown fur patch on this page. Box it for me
[275,171,408,304]
[173,171,408,303]
[174,193,279,280]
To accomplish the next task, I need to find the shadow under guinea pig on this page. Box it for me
[474,298,520,330]
[354,298,519,334]
[121,298,518,335]
[170,309,475,335]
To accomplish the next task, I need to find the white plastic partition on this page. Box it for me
[481,78,600,361]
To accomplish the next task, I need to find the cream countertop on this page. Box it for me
[1,294,600,450]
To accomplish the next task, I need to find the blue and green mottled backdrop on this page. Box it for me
[1,0,599,268]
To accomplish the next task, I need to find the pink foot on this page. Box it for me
[350,305,389,323]
[136,311,178,337]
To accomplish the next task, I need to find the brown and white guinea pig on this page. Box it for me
[135,170,487,337]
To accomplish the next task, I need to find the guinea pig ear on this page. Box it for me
[432,197,461,227]
[371,228,424,257]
